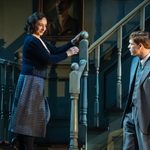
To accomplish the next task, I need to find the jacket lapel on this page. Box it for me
[129,57,139,91]
[140,59,150,84]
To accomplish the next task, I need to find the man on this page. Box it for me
[122,31,150,150]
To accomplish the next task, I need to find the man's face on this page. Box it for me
[56,0,70,14]
[128,39,141,56]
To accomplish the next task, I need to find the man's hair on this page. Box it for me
[129,31,150,49]
[24,12,46,34]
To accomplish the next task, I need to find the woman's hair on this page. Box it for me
[24,12,46,34]
[130,31,150,49]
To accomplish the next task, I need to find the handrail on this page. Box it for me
[0,58,18,66]
[88,0,150,54]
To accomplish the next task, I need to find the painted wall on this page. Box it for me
[0,0,144,60]
[0,0,32,47]
[94,0,143,40]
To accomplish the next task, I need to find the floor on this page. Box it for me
[0,131,123,150]
[0,130,123,150]
[0,112,123,150]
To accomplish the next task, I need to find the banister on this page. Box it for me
[88,0,150,54]
[90,0,150,126]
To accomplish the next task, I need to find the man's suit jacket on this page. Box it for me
[122,56,150,134]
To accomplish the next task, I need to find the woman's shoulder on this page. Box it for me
[24,34,34,42]
[24,34,39,45]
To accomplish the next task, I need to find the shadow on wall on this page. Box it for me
[0,38,6,51]
[0,33,25,61]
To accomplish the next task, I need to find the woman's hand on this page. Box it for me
[66,46,79,57]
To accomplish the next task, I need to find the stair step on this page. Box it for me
[37,145,67,150]
[0,143,67,150]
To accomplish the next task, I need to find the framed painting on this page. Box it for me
[36,0,83,41]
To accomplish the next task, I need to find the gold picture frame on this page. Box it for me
[37,0,83,41]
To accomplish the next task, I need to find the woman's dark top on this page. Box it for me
[21,34,73,78]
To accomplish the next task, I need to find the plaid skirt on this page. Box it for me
[8,74,50,137]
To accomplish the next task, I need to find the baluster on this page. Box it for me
[0,61,7,142]
[6,64,15,142]
[8,64,14,120]
[94,46,100,127]
[79,39,89,150]
[117,28,122,109]
[69,60,87,150]
[69,93,79,150]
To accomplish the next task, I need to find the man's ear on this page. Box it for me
[139,43,144,48]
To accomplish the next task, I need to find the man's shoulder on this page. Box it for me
[132,56,139,62]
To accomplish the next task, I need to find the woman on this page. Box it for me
[9,12,80,150]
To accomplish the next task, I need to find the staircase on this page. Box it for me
[1,1,150,150]
[87,111,123,150]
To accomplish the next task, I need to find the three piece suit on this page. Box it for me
[122,56,150,150]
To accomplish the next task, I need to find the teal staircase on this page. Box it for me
[1,1,150,150]
[86,0,150,149]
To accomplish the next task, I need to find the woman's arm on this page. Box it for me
[44,39,74,54]
[24,38,78,65]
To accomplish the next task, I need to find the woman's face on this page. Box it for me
[34,17,47,37]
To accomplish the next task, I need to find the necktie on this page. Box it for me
[135,61,142,80]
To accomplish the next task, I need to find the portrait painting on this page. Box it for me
[37,0,83,41]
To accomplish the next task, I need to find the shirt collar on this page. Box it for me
[140,52,150,68]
